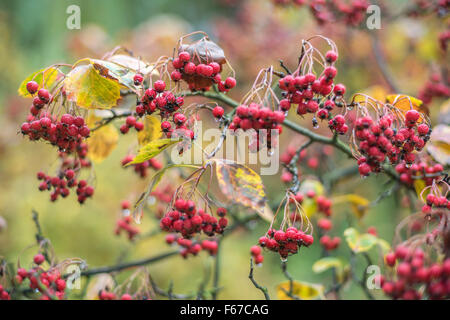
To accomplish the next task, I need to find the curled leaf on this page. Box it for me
[125,138,180,166]
[213,159,266,215]
[312,257,343,274]
[276,281,324,300]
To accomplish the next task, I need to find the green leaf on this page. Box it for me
[125,138,180,166]
[343,228,378,253]
[18,67,62,97]
[64,64,121,109]
[213,159,267,216]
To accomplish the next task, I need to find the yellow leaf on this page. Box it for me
[137,115,162,146]
[312,257,343,274]
[86,114,119,163]
[18,67,62,97]
[343,228,378,253]
[386,94,428,116]
[64,64,121,110]
[413,179,427,199]
[426,124,450,166]
[126,138,180,166]
[332,194,370,219]
[276,281,324,300]
[353,85,388,102]
[214,159,267,215]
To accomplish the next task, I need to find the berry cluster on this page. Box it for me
[99,290,136,300]
[115,202,140,241]
[160,201,228,239]
[229,103,285,150]
[161,112,195,141]
[119,116,144,134]
[382,246,450,300]
[26,81,53,115]
[137,80,185,119]
[417,73,450,106]
[0,285,10,300]
[171,50,236,92]
[165,234,219,258]
[121,154,163,178]
[15,254,67,300]
[258,227,314,260]
[355,110,431,176]
[273,0,370,27]
[250,245,264,265]
[421,193,450,216]
[37,159,94,204]
[21,112,90,153]
[395,162,444,187]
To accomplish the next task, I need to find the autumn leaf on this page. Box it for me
[276,281,324,300]
[18,67,62,97]
[312,257,343,274]
[343,228,378,253]
[86,114,119,163]
[137,115,162,146]
[426,124,450,166]
[64,64,121,110]
[386,94,428,116]
[213,159,267,216]
[332,194,370,219]
[125,138,180,166]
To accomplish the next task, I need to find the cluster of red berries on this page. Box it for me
[395,162,444,187]
[421,193,450,216]
[165,234,219,258]
[26,81,52,114]
[99,290,136,300]
[250,245,264,265]
[171,50,236,92]
[37,165,94,204]
[14,254,67,300]
[160,201,228,239]
[121,154,163,178]
[382,246,450,300]
[136,80,185,119]
[417,73,450,106]
[21,112,90,153]
[119,116,144,134]
[114,201,140,240]
[229,103,284,150]
[161,112,195,141]
[273,0,369,27]
[318,218,341,251]
[0,285,10,300]
[328,114,348,134]
[258,227,314,259]
[355,110,431,176]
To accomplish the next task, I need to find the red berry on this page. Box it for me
[33,253,45,265]
[178,51,190,62]
[212,106,224,118]
[153,80,166,92]
[26,81,39,94]
[224,77,236,89]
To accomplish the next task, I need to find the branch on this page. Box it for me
[80,251,178,277]
[248,258,270,300]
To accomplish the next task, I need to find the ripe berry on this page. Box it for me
[224,77,236,89]
[26,81,39,94]
[153,80,166,92]
[405,110,420,123]
[37,89,50,103]
[133,74,144,85]
[33,253,45,265]
[179,51,190,62]
[212,106,224,118]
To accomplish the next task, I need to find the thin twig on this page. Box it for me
[248,258,270,300]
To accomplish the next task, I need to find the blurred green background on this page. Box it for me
[0,0,447,299]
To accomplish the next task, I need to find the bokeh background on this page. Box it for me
[0,0,448,299]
